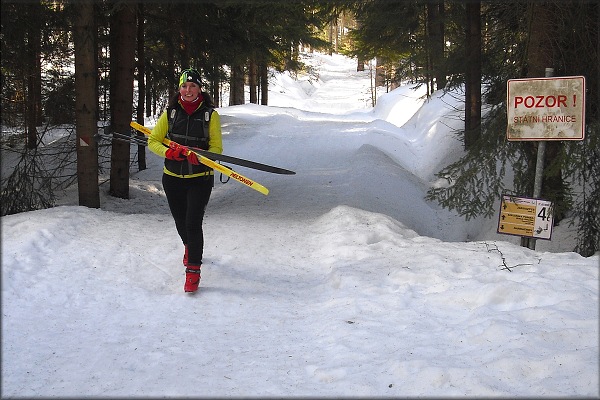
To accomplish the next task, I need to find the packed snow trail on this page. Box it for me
[1,52,597,398]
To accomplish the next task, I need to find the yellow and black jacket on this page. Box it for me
[148,96,223,178]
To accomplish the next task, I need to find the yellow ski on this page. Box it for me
[131,121,269,195]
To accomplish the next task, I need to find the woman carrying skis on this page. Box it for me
[148,68,223,293]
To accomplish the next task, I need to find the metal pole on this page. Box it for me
[527,67,554,250]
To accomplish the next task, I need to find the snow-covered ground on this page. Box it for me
[2,52,598,398]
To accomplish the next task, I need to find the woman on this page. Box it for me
[148,68,223,293]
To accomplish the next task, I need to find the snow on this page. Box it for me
[2,52,598,398]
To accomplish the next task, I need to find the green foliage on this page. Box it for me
[1,0,597,255]
[564,122,600,257]
[426,104,529,220]
[425,1,599,256]
[344,0,425,84]
[44,70,75,125]
[139,1,333,101]
[1,151,56,216]
[0,127,78,216]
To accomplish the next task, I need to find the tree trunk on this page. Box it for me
[249,58,258,104]
[333,18,339,52]
[210,62,220,107]
[145,68,152,117]
[73,1,100,208]
[357,55,365,72]
[356,19,365,72]
[109,3,137,199]
[25,2,42,149]
[260,63,269,105]
[525,2,567,225]
[428,1,446,90]
[166,4,176,98]
[136,3,146,171]
[229,63,245,106]
[464,1,482,149]
[328,21,334,56]
[375,56,386,87]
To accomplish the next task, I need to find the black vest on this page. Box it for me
[164,103,214,176]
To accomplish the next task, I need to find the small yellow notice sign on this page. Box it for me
[497,195,553,240]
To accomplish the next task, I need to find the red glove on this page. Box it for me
[165,143,186,161]
[186,151,200,165]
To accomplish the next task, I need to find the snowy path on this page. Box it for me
[1,52,598,398]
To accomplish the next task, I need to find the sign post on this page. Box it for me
[504,71,585,250]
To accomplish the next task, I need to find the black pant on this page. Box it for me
[162,173,214,266]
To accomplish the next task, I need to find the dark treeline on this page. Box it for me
[1,1,598,256]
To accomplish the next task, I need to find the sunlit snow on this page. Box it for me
[1,52,597,398]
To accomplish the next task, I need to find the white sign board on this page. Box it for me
[507,76,585,141]
[497,195,554,240]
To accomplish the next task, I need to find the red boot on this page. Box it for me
[184,265,201,293]
[183,245,188,266]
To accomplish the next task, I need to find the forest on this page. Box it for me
[1,0,598,256]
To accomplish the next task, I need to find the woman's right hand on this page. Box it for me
[165,143,186,161]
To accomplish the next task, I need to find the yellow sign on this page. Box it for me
[497,195,553,240]
[507,76,585,141]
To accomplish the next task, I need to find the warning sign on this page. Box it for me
[497,195,553,240]
[507,76,585,141]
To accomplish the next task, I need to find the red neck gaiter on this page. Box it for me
[179,93,204,115]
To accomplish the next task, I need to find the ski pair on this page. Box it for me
[130,121,295,175]
[100,129,269,195]
[132,121,273,195]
